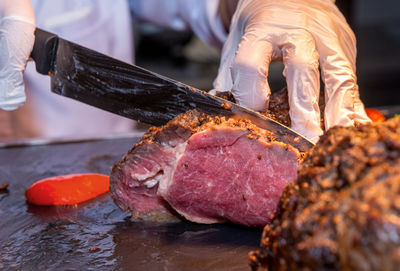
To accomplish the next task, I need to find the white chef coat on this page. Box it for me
[0,0,135,141]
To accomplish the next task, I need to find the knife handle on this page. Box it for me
[30,28,59,75]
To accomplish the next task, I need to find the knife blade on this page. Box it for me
[30,28,314,152]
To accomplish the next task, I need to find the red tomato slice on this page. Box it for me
[365,108,386,123]
[25,173,110,206]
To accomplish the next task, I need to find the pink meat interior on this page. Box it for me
[110,142,180,222]
[163,127,299,227]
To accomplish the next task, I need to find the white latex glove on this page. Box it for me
[213,0,371,143]
[0,0,35,110]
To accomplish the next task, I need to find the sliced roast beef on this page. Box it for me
[249,117,400,270]
[110,110,300,227]
[110,110,202,222]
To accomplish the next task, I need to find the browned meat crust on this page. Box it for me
[129,109,280,150]
[249,117,400,271]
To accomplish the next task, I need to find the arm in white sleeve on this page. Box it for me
[129,0,227,49]
[0,0,35,110]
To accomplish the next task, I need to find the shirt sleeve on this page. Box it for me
[129,0,227,49]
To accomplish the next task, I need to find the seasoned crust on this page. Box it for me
[127,109,286,150]
[250,118,400,271]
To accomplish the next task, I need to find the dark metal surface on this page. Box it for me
[30,28,314,152]
[0,138,261,271]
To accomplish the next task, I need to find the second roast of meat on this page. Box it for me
[250,117,400,271]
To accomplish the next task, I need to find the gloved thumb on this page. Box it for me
[0,16,35,110]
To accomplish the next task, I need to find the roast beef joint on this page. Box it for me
[249,117,400,271]
[110,110,301,227]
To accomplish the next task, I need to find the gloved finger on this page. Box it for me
[281,29,323,143]
[316,34,371,130]
[0,16,35,111]
[229,32,274,112]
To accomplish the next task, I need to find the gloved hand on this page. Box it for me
[0,0,35,110]
[213,0,371,143]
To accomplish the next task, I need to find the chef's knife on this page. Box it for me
[30,28,314,152]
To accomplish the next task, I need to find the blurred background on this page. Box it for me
[134,0,400,109]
